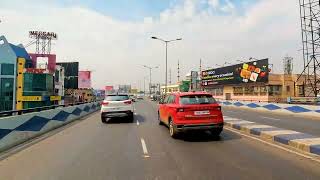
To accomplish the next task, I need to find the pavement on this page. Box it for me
[223,106,320,136]
[0,100,320,180]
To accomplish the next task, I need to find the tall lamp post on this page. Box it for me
[151,36,182,96]
[142,65,159,95]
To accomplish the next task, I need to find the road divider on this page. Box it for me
[218,100,320,118]
[224,115,320,157]
[0,101,101,153]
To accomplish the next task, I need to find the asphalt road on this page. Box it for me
[223,106,320,136]
[0,100,320,180]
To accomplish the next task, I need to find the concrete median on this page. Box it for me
[224,115,320,157]
[0,102,101,153]
[219,100,320,118]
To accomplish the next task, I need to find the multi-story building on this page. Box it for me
[0,36,63,111]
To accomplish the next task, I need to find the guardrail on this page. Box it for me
[0,101,100,118]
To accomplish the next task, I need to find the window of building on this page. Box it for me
[1,64,14,75]
[0,78,14,111]
[210,87,223,96]
[268,85,282,96]
[233,87,243,96]
[298,86,304,96]
[260,86,267,96]
[244,86,254,95]
[286,86,290,92]
[253,86,260,96]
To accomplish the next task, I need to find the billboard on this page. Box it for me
[78,71,92,89]
[202,59,269,86]
[105,86,114,91]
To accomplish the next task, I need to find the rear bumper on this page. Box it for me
[175,123,224,132]
[101,111,133,118]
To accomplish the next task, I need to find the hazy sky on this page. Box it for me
[0,0,302,89]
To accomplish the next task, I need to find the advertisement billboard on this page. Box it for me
[202,59,269,86]
[78,71,92,89]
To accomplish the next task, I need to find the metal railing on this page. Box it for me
[0,101,101,118]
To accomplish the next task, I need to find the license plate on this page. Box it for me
[194,110,210,115]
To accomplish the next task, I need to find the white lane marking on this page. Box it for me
[140,138,149,157]
[225,127,320,164]
[136,119,140,126]
[261,116,280,121]
[134,112,138,115]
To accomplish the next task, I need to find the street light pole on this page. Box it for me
[142,65,159,95]
[151,36,182,97]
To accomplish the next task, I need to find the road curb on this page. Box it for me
[224,116,320,157]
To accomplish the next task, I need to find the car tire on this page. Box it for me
[128,112,134,122]
[169,119,179,139]
[210,127,223,137]
[101,117,107,124]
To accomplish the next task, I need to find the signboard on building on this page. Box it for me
[78,71,92,89]
[201,59,269,86]
[105,86,114,91]
[21,96,42,102]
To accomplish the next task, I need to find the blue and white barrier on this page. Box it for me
[224,115,320,156]
[0,102,101,152]
[218,100,320,117]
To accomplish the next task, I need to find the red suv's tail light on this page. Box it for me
[124,100,132,105]
[176,108,184,112]
[101,102,109,106]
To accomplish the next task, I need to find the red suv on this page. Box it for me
[158,92,223,138]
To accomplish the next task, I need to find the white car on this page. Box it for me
[137,94,144,100]
[101,94,134,123]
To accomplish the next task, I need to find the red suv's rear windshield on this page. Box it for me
[179,95,217,105]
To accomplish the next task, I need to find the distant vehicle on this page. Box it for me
[158,92,224,138]
[101,94,134,123]
[137,94,144,100]
[150,94,156,101]
[129,94,136,102]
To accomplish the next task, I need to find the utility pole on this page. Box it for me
[177,60,180,82]
[169,68,172,84]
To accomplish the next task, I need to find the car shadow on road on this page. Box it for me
[105,117,134,124]
[180,130,242,142]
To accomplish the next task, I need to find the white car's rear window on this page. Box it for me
[105,95,129,101]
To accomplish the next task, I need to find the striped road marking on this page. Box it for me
[140,138,150,158]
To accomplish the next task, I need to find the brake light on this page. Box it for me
[101,102,109,106]
[124,100,132,105]
[177,108,184,112]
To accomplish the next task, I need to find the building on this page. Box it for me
[161,84,180,94]
[56,62,79,89]
[0,36,63,111]
[0,36,32,111]
[54,65,65,105]
[201,59,305,103]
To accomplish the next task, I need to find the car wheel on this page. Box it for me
[169,119,179,139]
[128,112,134,122]
[101,117,107,123]
[210,127,223,137]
